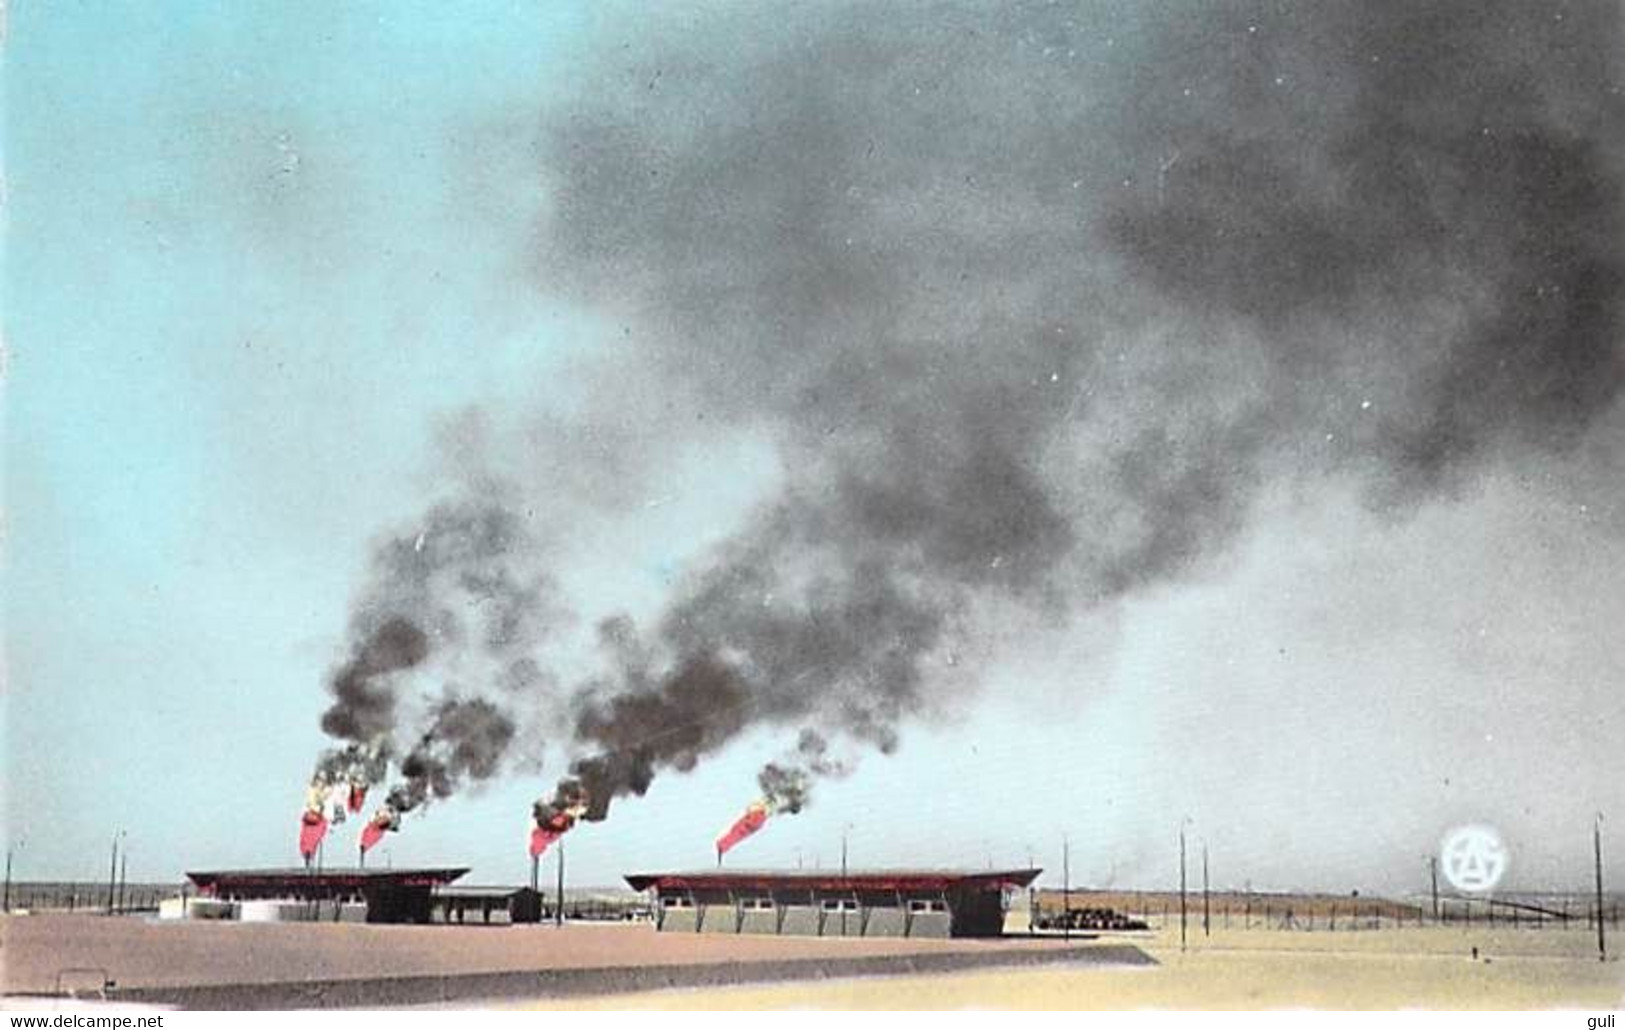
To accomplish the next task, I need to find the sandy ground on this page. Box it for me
[508,925,1625,1010]
[0,914,1088,994]
[7,913,1621,1009]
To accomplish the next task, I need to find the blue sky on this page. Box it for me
[6,2,1621,895]
[6,0,604,882]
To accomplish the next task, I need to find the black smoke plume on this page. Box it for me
[384,697,517,813]
[756,731,851,815]
[519,0,1622,820]
[312,494,556,811]
[319,618,429,746]
[330,2,1624,826]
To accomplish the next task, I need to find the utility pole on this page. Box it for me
[1596,813,1607,962]
[840,825,852,937]
[106,831,122,915]
[118,851,128,914]
[1179,820,1189,952]
[3,841,18,913]
[1202,840,1210,938]
[1430,856,1440,922]
[1062,835,1071,943]
[555,840,565,929]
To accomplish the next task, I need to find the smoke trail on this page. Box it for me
[318,618,430,747]
[515,0,1622,818]
[312,492,558,808]
[317,1,1622,826]
[385,697,518,813]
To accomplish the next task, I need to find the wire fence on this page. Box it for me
[1031,889,1623,933]
[7,881,1620,933]
[3,882,182,914]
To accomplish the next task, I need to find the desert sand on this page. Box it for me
[512,925,1625,1010]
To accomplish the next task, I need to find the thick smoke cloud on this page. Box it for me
[319,618,430,747]
[1104,2,1624,493]
[758,731,851,814]
[386,697,518,812]
[512,0,1623,818]
[320,1,1624,824]
[314,494,557,812]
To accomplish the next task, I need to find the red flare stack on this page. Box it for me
[359,807,398,854]
[528,825,563,858]
[298,810,328,859]
[715,800,770,858]
[528,808,578,858]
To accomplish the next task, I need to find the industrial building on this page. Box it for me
[185,867,470,924]
[624,868,1040,938]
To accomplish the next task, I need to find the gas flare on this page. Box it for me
[715,799,771,858]
[297,779,330,860]
[358,805,401,854]
[528,781,590,857]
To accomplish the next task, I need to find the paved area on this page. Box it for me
[0,914,1149,1007]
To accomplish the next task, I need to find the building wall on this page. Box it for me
[948,886,1006,937]
[739,908,778,934]
[658,906,699,933]
[366,885,435,924]
[908,911,952,938]
[650,884,1004,938]
[864,907,906,937]
[779,904,819,936]
[698,902,733,934]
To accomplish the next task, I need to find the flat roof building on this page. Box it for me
[624,868,1041,938]
[186,867,469,924]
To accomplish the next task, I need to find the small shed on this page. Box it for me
[431,885,544,925]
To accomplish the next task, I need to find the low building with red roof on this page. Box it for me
[623,868,1041,938]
